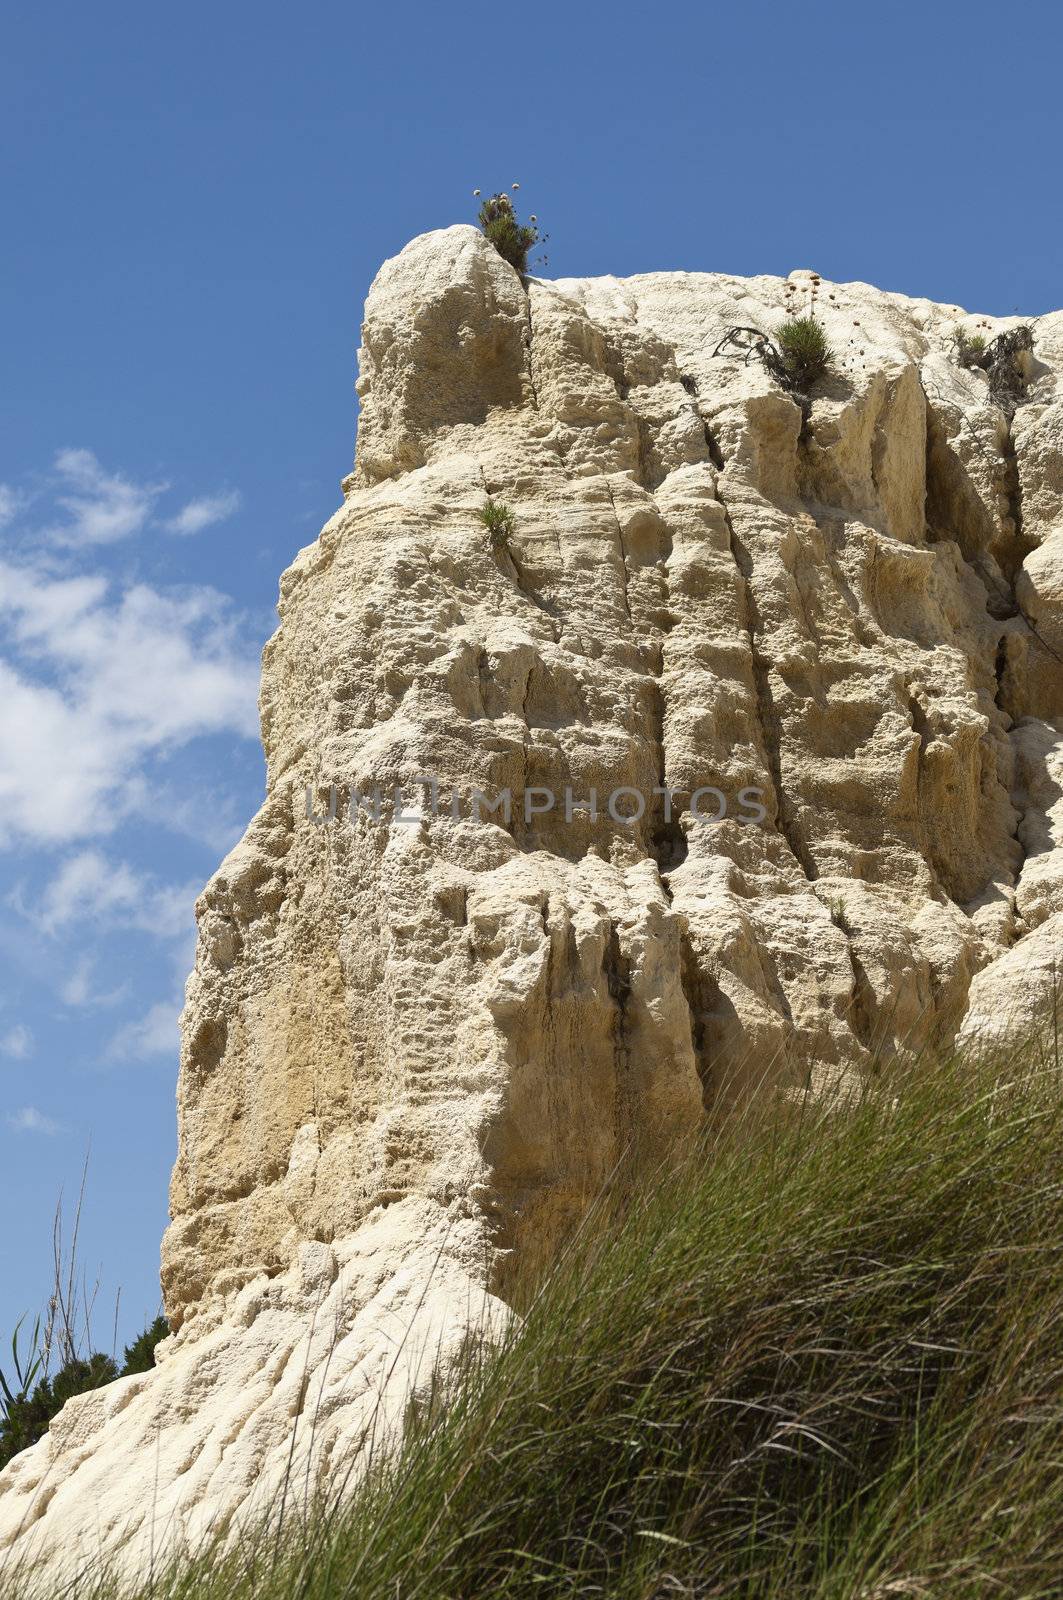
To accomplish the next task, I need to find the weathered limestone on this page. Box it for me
[3,227,1062,1582]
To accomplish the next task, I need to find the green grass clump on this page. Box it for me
[951,324,1034,412]
[955,326,989,369]
[776,315,832,387]
[476,192,538,273]
[9,1046,1063,1598]
[476,496,515,553]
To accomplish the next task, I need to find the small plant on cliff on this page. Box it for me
[714,315,832,401]
[477,496,516,555]
[954,325,989,369]
[952,323,1034,413]
[776,315,832,387]
[474,184,541,273]
[987,324,1035,412]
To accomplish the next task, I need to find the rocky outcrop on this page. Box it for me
[3,227,1062,1583]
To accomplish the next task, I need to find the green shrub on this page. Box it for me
[477,496,515,553]
[0,1315,169,1469]
[985,324,1034,411]
[121,1315,169,1375]
[475,189,539,274]
[954,326,989,369]
[776,315,832,387]
[0,1352,118,1468]
[952,324,1034,412]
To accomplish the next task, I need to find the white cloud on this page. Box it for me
[108,1000,181,1062]
[61,955,126,1009]
[33,851,198,940]
[165,490,242,536]
[0,558,260,847]
[48,448,167,547]
[13,855,194,1063]
[61,957,93,1007]
[0,1024,33,1059]
[7,1105,62,1135]
[0,485,23,529]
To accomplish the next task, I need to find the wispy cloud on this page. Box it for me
[61,956,126,1009]
[0,1024,33,1059]
[7,1105,62,1135]
[108,1000,181,1062]
[61,957,94,1007]
[0,485,24,529]
[0,559,260,847]
[165,490,242,536]
[0,448,258,1092]
[31,851,198,940]
[48,448,167,547]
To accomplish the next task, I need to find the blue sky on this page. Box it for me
[2,0,1061,1356]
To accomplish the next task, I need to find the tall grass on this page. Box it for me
[9,1043,1063,1598]
[0,1166,168,1469]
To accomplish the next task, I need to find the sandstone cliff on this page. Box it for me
[3,227,1062,1582]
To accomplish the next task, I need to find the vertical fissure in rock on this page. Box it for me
[702,420,726,471]
[907,691,929,751]
[990,414,1063,684]
[646,675,685,882]
[998,414,1033,593]
[920,391,1037,928]
[823,901,877,1052]
[476,645,490,717]
[522,287,541,412]
[604,480,634,627]
[678,926,716,1101]
[608,482,685,883]
[598,469,682,887]
[634,413,659,491]
[922,386,1018,618]
[1008,797,1029,934]
[603,924,633,1085]
[922,383,1042,644]
[715,486,818,883]
[602,476,684,880]
[906,693,929,893]
[906,692,951,904]
[478,464,560,641]
[994,634,1011,715]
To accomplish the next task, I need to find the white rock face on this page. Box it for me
[3,227,1062,1582]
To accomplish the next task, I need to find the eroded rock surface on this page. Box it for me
[4,227,1062,1581]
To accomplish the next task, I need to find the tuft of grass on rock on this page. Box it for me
[952,322,1035,413]
[955,326,989,369]
[776,315,832,388]
[477,496,515,554]
[475,189,539,274]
